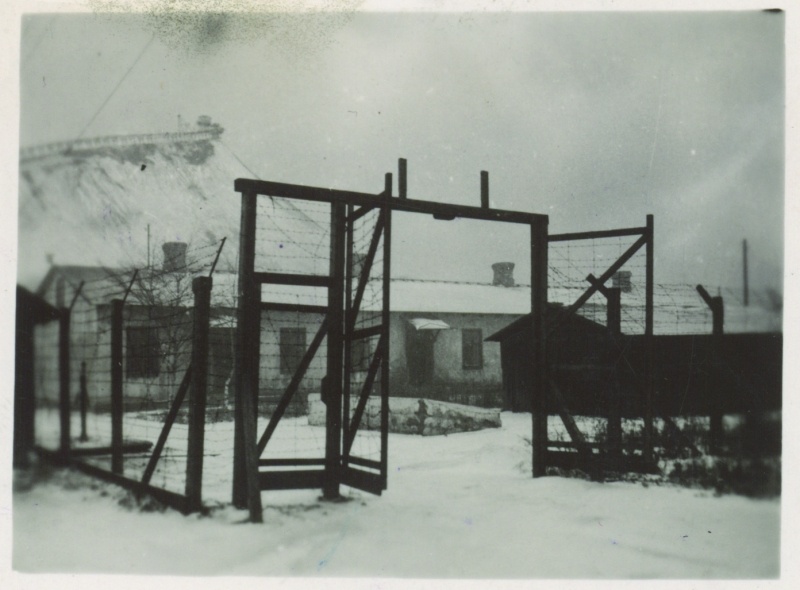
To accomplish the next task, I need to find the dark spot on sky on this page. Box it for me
[140,164,146,171]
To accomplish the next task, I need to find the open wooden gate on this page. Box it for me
[340,186,391,495]
[231,168,549,522]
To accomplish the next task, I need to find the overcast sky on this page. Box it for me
[17,6,785,291]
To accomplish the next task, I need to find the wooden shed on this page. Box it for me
[486,305,611,413]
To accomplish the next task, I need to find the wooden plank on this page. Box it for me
[72,459,192,514]
[72,441,153,457]
[141,365,192,485]
[256,318,329,454]
[480,170,489,208]
[549,378,593,463]
[58,308,71,457]
[110,300,123,473]
[258,470,324,491]
[549,226,647,242]
[530,216,548,477]
[259,458,325,467]
[186,276,211,512]
[380,174,392,490]
[260,302,328,314]
[343,455,381,470]
[348,213,385,332]
[344,341,384,456]
[343,203,355,442]
[324,201,346,500]
[232,189,263,520]
[351,324,383,341]
[35,448,194,514]
[254,272,330,288]
[346,205,375,224]
[341,466,383,495]
[398,158,407,199]
[233,178,543,225]
[644,214,654,463]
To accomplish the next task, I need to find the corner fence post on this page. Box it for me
[186,276,212,512]
[58,308,71,459]
[111,299,124,474]
[233,189,263,521]
[531,215,549,477]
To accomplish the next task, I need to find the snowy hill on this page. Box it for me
[18,127,327,290]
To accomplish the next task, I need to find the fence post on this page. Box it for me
[58,308,71,459]
[232,189,263,521]
[696,285,724,454]
[643,214,654,464]
[186,276,212,512]
[710,296,724,454]
[606,287,622,469]
[111,299,124,474]
[79,361,88,442]
[323,199,347,500]
[531,215,549,478]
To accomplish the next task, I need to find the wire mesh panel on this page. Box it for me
[546,231,650,470]
[342,204,386,481]
[254,195,331,276]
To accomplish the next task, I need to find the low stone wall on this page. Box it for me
[307,394,501,436]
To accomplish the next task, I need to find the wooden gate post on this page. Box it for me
[232,190,263,521]
[530,215,549,478]
[110,299,124,474]
[58,308,71,459]
[323,200,347,500]
[186,276,212,512]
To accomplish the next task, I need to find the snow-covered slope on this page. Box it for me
[18,131,327,289]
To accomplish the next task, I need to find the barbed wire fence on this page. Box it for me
[545,231,781,468]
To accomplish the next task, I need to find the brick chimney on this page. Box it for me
[612,270,632,293]
[162,242,188,272]
[492,262,515,287]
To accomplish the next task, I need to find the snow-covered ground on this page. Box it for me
[14,412,779,578]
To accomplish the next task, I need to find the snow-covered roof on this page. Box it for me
[38,266,780,336]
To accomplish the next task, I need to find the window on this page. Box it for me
[127,327,160,378]
[462,329,483,369]
[280,328,306,375]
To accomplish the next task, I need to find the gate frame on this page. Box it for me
[546,216,655,472]
[232,169,550,519]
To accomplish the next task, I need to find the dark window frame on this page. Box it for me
[462,328,484,370]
